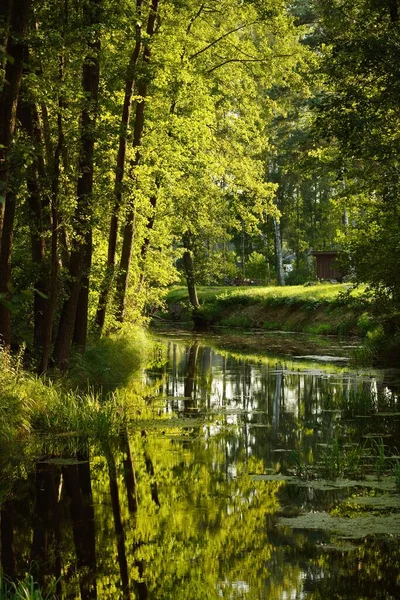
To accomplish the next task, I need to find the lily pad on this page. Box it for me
[279,511,400,539]
[250,474,293,482]
[348,495,400,509]
[252,473,397,492]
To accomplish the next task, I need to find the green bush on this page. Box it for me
[245,252,268,282]
[68,328,150,394]
[286,264,316,286]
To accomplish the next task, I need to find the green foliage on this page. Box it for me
[311,0,400,350]
[317,437,361,480]
[285,262,316,286]
[168,283,361,309]
[245,251,268,282]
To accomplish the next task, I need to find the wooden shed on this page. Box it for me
[312,251,343,281]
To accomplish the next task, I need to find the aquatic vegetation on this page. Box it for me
[0,328,155,449]
[2,332,400,598]
[288,449,315,479]
[279,512,400,539]
[393,461,400,492]
[0,574,57,600]
[318,438,365,480]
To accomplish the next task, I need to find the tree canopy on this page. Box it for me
[1,0,399,366]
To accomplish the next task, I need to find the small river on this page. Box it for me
[2,331,400,599]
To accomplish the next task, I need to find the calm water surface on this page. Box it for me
[2,332,400,599]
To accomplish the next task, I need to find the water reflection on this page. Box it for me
[1,334,400,599]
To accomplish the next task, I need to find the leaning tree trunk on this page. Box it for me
[182,231,199,309]
[0,0,31,348]
[273,217,285,286]
[53,0,101,369]
[95,0,143,333]
[115,0,159,324]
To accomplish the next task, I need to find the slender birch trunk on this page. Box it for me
[273,217,285,286]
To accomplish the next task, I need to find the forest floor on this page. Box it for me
[159,283,369,337]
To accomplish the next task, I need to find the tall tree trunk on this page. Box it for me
[0,0,12,74]
[134,188,159,297]
[140,191,157,263]
[73,229,92,347]
[389,0,399,21]
[40,58,64,373]
[0,0,31,347]
[95,0,143,332]
[115,0,160,324]
[295,187,300,270]
[18,98,49,356]
[182,231,199,309]
[273,217,285,286]
[54,0,101,369]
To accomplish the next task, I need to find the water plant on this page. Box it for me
[369,437,386,481]
[288,449,314,479]
[0,574,57,600]
[393,461,400,492]
[316,436,367,480]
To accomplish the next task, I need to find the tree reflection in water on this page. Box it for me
[1,334,400,598]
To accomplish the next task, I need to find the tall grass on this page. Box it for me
[67,327,151,394]
[0,574,57,600]
[0,328,154,447]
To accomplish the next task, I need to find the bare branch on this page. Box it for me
[186,3,205,35]
[189,20,258,60]
[206,55,295,73]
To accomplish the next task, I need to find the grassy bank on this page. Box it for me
[0,328,154,462]
[162,283,368,336]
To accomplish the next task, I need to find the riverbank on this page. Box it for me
[160,283,369,337]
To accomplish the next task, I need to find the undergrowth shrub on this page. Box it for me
[68,328,151,393]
